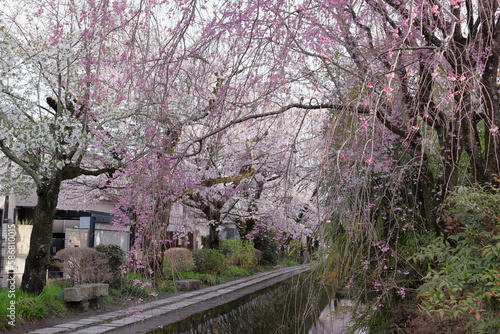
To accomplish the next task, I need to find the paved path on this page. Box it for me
[29,265,310,334]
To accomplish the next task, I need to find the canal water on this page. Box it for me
[307,299,369,334]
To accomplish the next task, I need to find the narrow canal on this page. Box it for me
[307,298,369,334]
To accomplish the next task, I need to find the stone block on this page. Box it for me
[64,283,109,302]
[64,283,109,311]
[175,279,200,291]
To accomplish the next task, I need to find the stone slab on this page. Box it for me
[73,325,115,333]
[54,322,84,329]
[158,305,177,311]
[64,283,109,302]
[28,328,68,334]
[109,317,138,326]
[175,279,200,291]
[74,318,99,324]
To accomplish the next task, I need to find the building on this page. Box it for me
[0,193,131,287]
[0,192,240,288]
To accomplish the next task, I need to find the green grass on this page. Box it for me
[282,258,300,267]
[222,265,250,277]
[0,284,67,330]
[175,271,225,286]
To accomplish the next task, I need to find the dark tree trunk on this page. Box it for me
[207,222,220,249]
[21,177,61,295]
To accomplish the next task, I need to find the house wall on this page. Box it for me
[0,225,32,288]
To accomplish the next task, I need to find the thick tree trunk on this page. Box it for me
[207,223,220,249]
[21,177,61,295]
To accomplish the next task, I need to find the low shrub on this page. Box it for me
[17,297,46,322]
[193,249,225,275]
[95,244,125,288]
[157,280,176,293]
[54,247,112,285]
[122,272,155,298]
[414,228,500,333]
[198,274,223,286]
[252,226,279,266]
[222,265,250,277]
[220,239,257,270]
[283,258,299,267]
[163,248,195,279]
[181,271,203,280]
[254,239,279,266]
[38,284,66,313]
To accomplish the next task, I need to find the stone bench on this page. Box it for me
[175,279,200,291]
[64,283,109,311]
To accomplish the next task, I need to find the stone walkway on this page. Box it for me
[29,265,309,334]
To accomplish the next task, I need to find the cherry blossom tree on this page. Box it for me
[107,0,330,276]
[261,0,500,327]
[181,108,324,249]
[281,0,500,229]
[0,0,144,294]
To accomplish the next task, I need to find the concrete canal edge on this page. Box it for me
[112,266,327,334]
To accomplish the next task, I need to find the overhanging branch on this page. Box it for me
[183,102,349,158]
[0,140,42,188]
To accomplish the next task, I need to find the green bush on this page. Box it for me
[220,239,257,270]
[415,228,500,333]
[17,297,46,322]
[95,244,125,288]
[176,271,224,286]
[283,258,299,267]
[181,271,203,280]
[414,187,500,333]
[198,274,223,286]
[193,249,225,274]
[254,238,279,266]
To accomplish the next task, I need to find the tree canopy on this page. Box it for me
[1,1,499,330]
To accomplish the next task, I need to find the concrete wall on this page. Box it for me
[94,223,130,253]
[65,228,89,248]
[0,225,33,288]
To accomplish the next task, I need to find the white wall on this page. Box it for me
[0,225,32,288]
[94,223,130,253]
[65,228,89,248]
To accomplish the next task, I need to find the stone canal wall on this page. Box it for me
[27,266,333,334]
[155,268,324,334]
